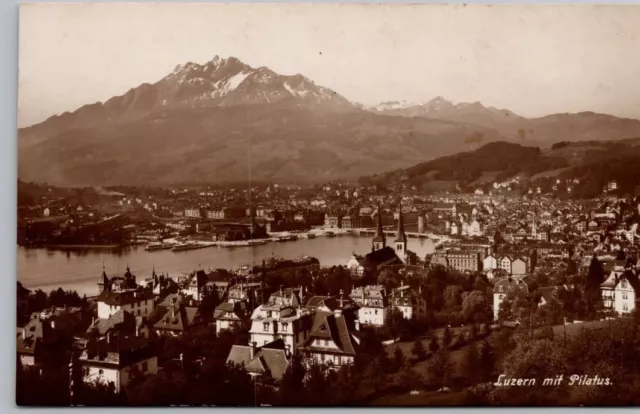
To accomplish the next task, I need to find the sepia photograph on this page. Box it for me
[15,2,640,407]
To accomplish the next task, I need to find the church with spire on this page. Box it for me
[347,205,417,277]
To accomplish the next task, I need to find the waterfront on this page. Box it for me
[18,235,435,296]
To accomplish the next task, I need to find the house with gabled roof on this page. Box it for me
[298,307,361,369]
[78,332,157,392]
[226,339,292,381]
[390,282,426,320]
[17,316,65,368]
[86,309,151,340]
[601,265,639,315]
[214,301,249,335]
[492,276,537,321]
[153,304,204,336]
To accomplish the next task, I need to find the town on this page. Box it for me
[16,178,640,406]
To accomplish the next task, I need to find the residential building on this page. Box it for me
[78,332,157,392]
[226,339,291,381]
[390,282,426,320]
[492,276,536,320]
[248,287,314,353]
[17,316,65,368]
[483,254,498,271]
[96,288,155,319]
[153,304,205,336]
[298,307,360,369]
[349,285,388,326]
[601,266,639,314]
[214,301,249,335]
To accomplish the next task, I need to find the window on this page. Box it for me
[137,310,141,316]
[324,339,329,347]
[98,369,104,376]
[499,286,504,293]
[141,361,148,371]
[263,322,270,332]
[375,310,378,315]
[499,295,504,300]
[623,303,629,311]
[623,292,628,300]
[282,323,288,331]
[264,340,268,345]
[621,280,628,289]
[320,353,325,362]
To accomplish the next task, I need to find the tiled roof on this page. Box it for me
[80,334,155,368]
[86,309,136,336]
[97,288,154,307]
[226,340,290,381]
[153,305,202,332]
[301,311,357,356]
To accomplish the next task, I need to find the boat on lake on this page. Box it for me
[276,235,298,242]
[145,243,174,252]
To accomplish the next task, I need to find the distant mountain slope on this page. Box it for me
[18,56,640,186]
[373,139,640,196]
[369,98,640,144]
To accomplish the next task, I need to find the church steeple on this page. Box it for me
[372,203,386,252]
[395,208,407,244]
[98,263,110,293]
[394,208,408,262]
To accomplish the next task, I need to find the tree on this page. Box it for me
[399,361,422,390]
[279,356,306,405]
[444,285,463,324]
[461,290,493,324]
[393,347,406,372]
[586,254,604,317]
[428,335,440,354]
[462,342,480,384]
[477,340,494,382]
[411,338,427,362]
[442,327,453,349]
[384,307,407,342]
[428,349,452,391]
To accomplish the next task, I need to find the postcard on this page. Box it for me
[16,3,640,407]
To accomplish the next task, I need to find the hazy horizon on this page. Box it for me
[18,3,640,128]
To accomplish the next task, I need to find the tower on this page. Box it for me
[372,204,386,252]
[394,208,408,262]
[531,216,537,239]
[98,264,110,293]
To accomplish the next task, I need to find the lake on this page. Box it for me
[17,235,435,296]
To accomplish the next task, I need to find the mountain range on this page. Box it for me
[18,55,640,186]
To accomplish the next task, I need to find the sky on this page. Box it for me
[18,3,640,127]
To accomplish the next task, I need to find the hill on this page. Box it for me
[18,56,640,186]
[372,139,640,196]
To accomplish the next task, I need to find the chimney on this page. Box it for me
[250,341,257,359]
